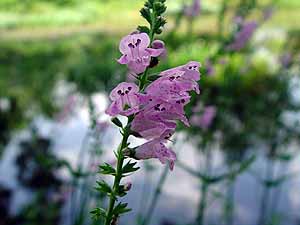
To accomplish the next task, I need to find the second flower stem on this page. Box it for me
[140,164,169,225]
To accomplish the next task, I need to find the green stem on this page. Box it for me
[271,160,282,216]
[257,156,274,225]
[195,149,212,225]
[139,68,150,90]
[139,8,156,91]
[224,179,236,225]
[149,8,156,43]
[104,124,131,225]
[196,181,208,225]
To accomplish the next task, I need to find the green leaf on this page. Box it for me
[115,186,127,197]
[264,176,289,188]
[153,17,166,34]
[95,180,112,194]
[113,202,132,216]
[90,207,106,219]
[111,117,123,128]
[140,7,151,24]
[137,26,150,35]
[236,155,256,174]
[210,190,224,199]
[154,2,166,14]
[276,153,293,161]
[99,163,116,176]
[148,0,155,7]
[130,130,143,138]
[122,160,140,174]
[202,175,223,184]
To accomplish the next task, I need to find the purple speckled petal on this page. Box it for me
[135,139,177,170]
[131,112,177,139]
[119,33,150,57]
[182,61,201,81]
[160,61,201,81]
[106,82,141,116]
[109,82,139,101]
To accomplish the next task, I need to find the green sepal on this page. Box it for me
[140,7,152,24]
[99,163,116,176]
[122,160,140,174]
[113,202,132,216]
[111,117,123,128]
[95,180,112,194]
[90,207,106,220]
[138,26,150,35]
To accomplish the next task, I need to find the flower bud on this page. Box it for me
[123,182,132,191]
[123,147,136,158]
[111,117,123,128]
[149,57,159,68]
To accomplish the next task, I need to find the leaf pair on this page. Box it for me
[122,160,140,176]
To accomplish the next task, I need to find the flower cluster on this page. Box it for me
[106,33,201,170]
[118,33,165,75]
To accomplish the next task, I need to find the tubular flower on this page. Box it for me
[134,134,176,170]
[152,40,167,59]
[105,82,142,116]
[160,61,201,81]
[117,33,164,74]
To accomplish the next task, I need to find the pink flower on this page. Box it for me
[146,61,201,101]
[146,71,200,96]
[191,105,217,130]
[106,58,201,170]
[130,61,201,140]
[105,82,142,116]
[131,89,193,140]
[135,138,176,170]
[227,21,258,51]
[184,0,201,18]
[123,182,132,191]
[117,33,164,74]
[131,96,189,139]
[152,40,167,59]
[131,111,177,140]
[160,61,201,81]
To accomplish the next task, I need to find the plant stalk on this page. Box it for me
[104,125,131,225]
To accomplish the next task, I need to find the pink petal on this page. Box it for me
[117,55,130,64]
[109,82,139,101]
[145,48,164,57]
